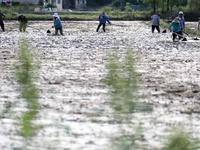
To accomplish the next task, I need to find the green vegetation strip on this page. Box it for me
[15,37,40,138]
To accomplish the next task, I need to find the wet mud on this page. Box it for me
[1,21,200,149]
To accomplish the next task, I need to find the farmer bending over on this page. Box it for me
[151,12,162,33]
[52,13,63,35]
[169,17,182,41]
[18,14,27,32]
[96,12,111,32]
[178,11,185,31]
[0,10,5,32]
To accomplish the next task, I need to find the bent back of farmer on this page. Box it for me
[0,10,5,32]
[18,14,27,32]
[96,12,111,32]
[52,13,63,35]
[151,12,162,33]
[169,17,182,41]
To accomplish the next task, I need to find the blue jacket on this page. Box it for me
[98,15,111,24]
[54,17,62,29]
[151,15,160,26]
[169,22,181,32]
[178,15,185,29]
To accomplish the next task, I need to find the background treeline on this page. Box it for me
[88,0,200,21]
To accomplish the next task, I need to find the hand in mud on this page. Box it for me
[52,26,54,28]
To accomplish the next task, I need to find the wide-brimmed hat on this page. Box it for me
[102,11,106,17]
[179,11,184,15]
[53,13,59,18]
[157,12,162,16]
[173,17,180,23]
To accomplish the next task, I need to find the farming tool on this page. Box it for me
[46,26,53,33]
[111,24,126,27]
[27,25,41,31]
[159,24,167,33]
[194,19,200,40]
[172,32,187,41]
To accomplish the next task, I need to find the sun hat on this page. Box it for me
[102,12,106,17]
[179,11,184,15]
[173,17,180,23]
[53,13,59,18]
[157,12,162,16]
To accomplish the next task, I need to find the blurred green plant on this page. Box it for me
[104,49,152,120]
[15,37,40,137]
[100,6,112,16]
[124,2,134,17]
[113,9,120,17]
[163,129,200,150]
[103,49,152,149]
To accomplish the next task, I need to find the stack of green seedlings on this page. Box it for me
[103,49,152,150]
[15,37,40,138]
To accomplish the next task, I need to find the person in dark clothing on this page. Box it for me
[18,14,27,32]
[96,12,111,32]
[0,10,5,32]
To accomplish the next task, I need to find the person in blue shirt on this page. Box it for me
[96,12,111,32]
[178,11,185,31]
[151,12,162,33]
[169,17,182,41]
[52,13,63,35]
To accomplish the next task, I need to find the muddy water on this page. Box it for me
[1,21,200,150]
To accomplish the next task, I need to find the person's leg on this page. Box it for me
[55,28,58,34]
[60,27,64,35]
[172,32,177,41]
[103,23,106,32]
[0,22,5,32]
[178,31,183,40]
[23,24,26,32]
[96,23,102,32]
[156,26,160,33]
[19,23,22,32]
[152,25,155,33]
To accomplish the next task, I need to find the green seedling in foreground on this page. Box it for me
[104,49,152,121]
[104,49,152,150]
[15,37,40,138]
[163,129,200,150]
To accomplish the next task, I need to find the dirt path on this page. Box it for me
[1,21,200,150]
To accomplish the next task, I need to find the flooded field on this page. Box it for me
[1,21,200,150]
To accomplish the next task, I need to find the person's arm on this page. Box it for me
[183,18,185,28]
[98,15,101,22]
[169,22,173,31]
[151,15,154,19]
[25,17,27,23]
[158,16,160,25]
[2,13,5,19]
[106,17,111,24]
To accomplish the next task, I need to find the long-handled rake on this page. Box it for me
[27,25,41,31]
[194,19,200,40]
[172,32,187,41]
[159,24,167,33]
